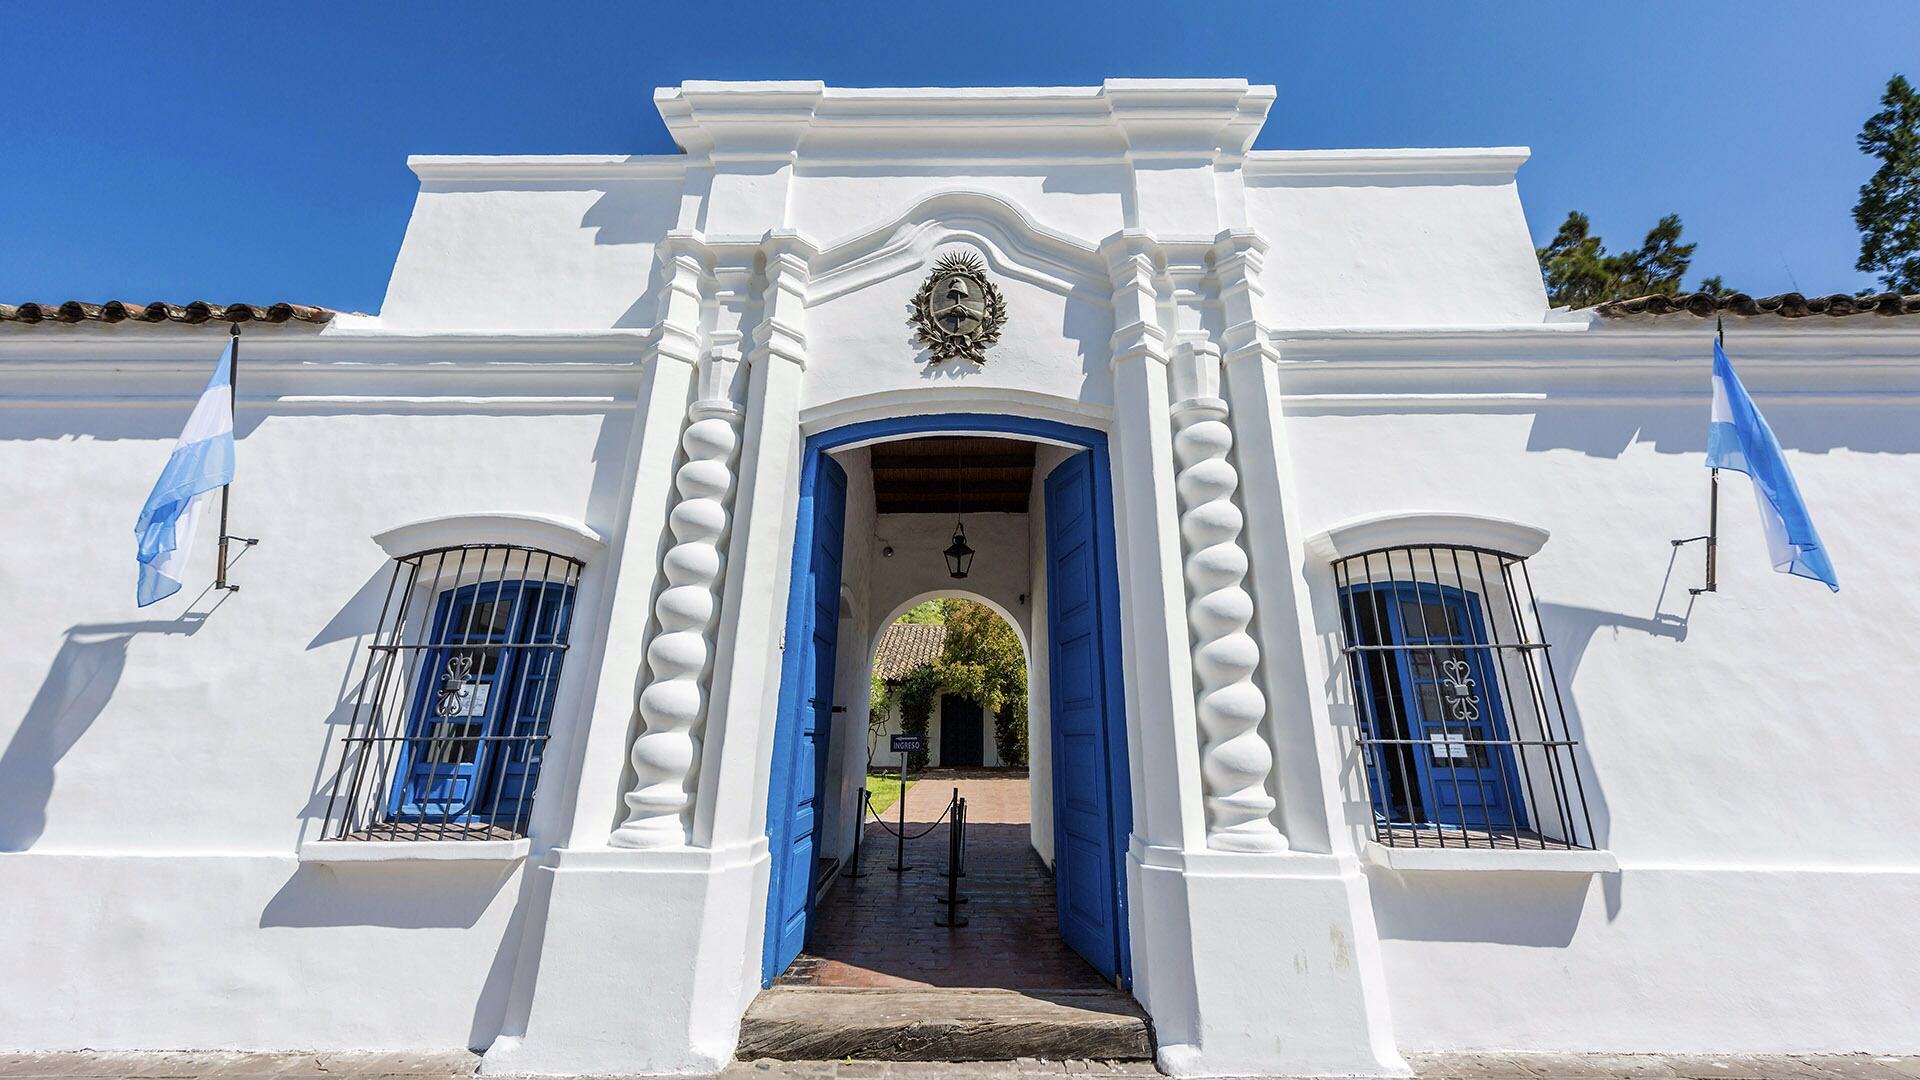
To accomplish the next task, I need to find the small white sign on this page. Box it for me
[1429,731,1469,761]
[448,682,491,717]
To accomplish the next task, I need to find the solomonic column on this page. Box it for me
[610,347,744,849]
[1171,338,1287,852]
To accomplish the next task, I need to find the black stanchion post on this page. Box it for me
[845,786,870,880]
[935,791,968,928]
[939,787,960,878]
[890,746,911,873]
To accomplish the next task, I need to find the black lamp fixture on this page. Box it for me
[944,444,975,579]
[944,525,975,579]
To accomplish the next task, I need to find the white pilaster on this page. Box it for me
[484,238,766,1078]
[555,239,704,849]
[696,234,815,857]
[1098,231,1207,856]
[1169,338,1287,853]
[1132,230,1406,1079]
[1211,229,1345,850]
[610,346,745,849]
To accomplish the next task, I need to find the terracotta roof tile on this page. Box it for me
[0,301,334,324]
[872,622,947,682]
[1596,291,1920,319]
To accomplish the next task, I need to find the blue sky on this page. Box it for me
[4,1,1914,314]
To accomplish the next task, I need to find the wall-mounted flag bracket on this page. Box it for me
[1671,317,1725,596]
[213,322,258,592]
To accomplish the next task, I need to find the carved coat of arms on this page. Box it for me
[909,252,1007,364]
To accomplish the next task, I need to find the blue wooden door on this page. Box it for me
[487,583,574,829]
[1384,583,1525,832]
[1045,449,1129,985]
[393,583,519,822]
[763,452,849,983]
[393,580,575,826]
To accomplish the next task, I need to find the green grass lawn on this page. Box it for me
[865,771,917,816]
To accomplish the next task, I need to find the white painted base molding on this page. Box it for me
[1130,845,1408,1078]
[482,842,768,1077]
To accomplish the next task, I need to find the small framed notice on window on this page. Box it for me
[1428,731,1469,761]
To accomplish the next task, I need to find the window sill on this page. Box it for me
[297,838,532,865]
[1361,840,1618,874]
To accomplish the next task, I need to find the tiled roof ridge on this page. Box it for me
[1596,291,1920,319]
[872,622,948,683]
[0,301,335,324]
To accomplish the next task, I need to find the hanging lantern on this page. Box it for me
[944,524,975,579]
[944,441,975,579]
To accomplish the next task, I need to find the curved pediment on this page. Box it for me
[806,189,1110,307]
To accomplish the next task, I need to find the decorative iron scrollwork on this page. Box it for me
[435,653,476,717]
[1440,658,1480,723]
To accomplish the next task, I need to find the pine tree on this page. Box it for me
[1537,211,1715,308]
[1855,74,1920,294]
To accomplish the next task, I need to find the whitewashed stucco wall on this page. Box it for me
[1276,334,1920,1052]
[0,347,634,1050]
[380,174,683,330]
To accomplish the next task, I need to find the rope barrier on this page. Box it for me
[864,788,957,840]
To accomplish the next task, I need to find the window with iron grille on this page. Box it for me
[1333,545,1595,850]
[323,544,582,842]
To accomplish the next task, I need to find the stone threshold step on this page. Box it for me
[737,987,1154,1063]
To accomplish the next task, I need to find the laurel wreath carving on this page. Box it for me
[908,252,1007,364]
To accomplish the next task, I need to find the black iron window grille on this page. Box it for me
[1333,544,1595,850]
[322,544,582,842]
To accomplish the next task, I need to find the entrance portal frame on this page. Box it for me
[762,413,1134,987]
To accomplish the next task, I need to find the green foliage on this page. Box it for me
[1536,211,1715,308]
[896,600,946,624]
[1855,74,1920,294]
[864,771,916,815]
[868,597,1030,769]
[938,599,1029,767]
[894,665,941,770]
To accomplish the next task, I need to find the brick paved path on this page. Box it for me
[3,1052,1917,1079]
[779,769,1111,991]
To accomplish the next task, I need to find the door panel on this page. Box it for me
[1345,581,1526,833]
[764,452,849,984]
[940,697,985,767]
[394,587,516,822]
[1045,449,1128,984]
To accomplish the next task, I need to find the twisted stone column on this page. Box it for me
[1172,340,1287,852]
[611,349,744,849]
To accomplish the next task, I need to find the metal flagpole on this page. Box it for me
[1674,316,1721,595]
[215,321,257,591]
[215,323,236,590]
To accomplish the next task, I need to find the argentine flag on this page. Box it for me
[134,341,235,606]
[1707,339,1838,592]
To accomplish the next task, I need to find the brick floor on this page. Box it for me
[2,1052,1916,1079]
[779,769,1112,992]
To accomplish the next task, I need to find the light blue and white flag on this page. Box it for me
[134,341,235,606]
[1706,339,1838,592]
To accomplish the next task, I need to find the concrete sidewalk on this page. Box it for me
[2,1053,1917,1079]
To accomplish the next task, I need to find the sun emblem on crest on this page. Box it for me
[909,252,1007,364]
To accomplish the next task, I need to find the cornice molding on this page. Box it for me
[654,79,1276,168]
[1244,147,1530,180]
[408,155,686,182]
[1305,512,1550,564]
[806,189,1110,305]
[374,512,607,563]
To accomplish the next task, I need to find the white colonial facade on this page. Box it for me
[3,81,1918,1077]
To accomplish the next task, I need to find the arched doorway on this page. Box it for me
[761,415,1132,990]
